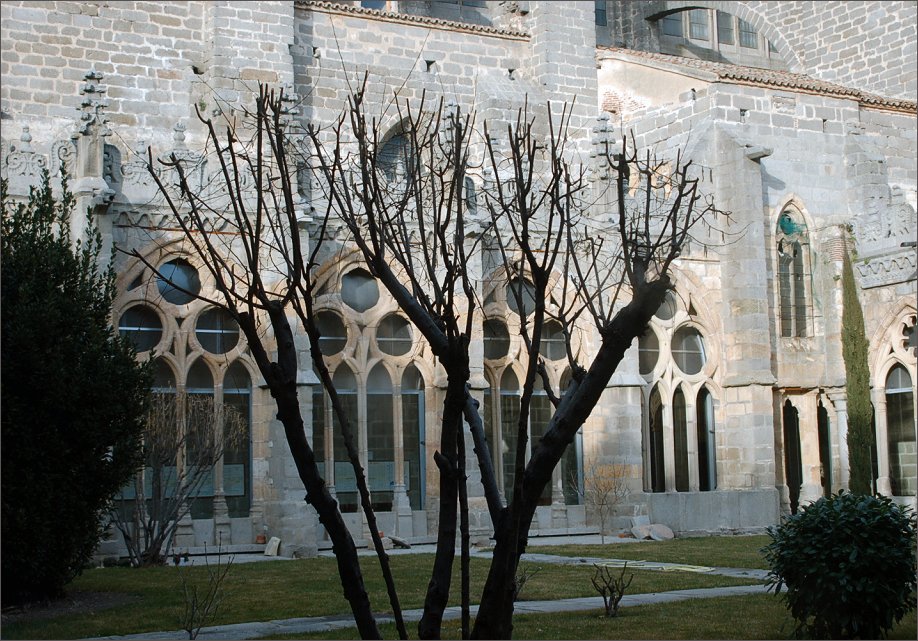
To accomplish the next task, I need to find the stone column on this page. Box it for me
[662,402,676,492]
[796,392,824,506]
[827,390,850,490]
[212,383,232,545]
[871,388,893,496]
[685,395,700,492]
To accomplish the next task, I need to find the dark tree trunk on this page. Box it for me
[246,304,382,640]
[418,360,468,639]
[471,279,670,639]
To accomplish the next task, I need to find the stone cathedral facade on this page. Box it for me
[2,1,915,558]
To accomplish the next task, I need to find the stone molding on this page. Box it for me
[296,0,529,41]
[855,252,917,289]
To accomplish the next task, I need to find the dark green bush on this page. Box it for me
[762,491,917,639]
[1,174,149,604]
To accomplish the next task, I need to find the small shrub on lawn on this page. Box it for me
[762,491,917,639]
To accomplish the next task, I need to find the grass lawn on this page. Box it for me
[283,594,918,640]
[535,534,772,569]
[1,547,759,640]
[11,534,912,640]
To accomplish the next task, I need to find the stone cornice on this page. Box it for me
[295,1,529,41]
[855,251,917,289]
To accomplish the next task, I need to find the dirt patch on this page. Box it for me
[1,591,140,625]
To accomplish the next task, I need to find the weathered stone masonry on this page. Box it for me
[2,1,915,556]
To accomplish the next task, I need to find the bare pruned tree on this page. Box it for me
[110,393,246,567]
[138,85,408,640]
[138,75,724,640]
[573,460,630,544]
[468,106,725,639]
[305,73,501,639]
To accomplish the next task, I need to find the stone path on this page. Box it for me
[90,584,768,640]
[88,544,770,640]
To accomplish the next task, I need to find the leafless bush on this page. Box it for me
[591,562,633,617]
[513,564,542,601]
[177,541,235,640]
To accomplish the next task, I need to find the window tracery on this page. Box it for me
[115,255,254,522]
[640,289,718,493]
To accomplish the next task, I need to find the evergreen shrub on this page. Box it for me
[1,174,149,604]
[762,491,917,639]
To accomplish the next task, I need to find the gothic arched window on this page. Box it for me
[776,209,810,338]
[886,364,916,496]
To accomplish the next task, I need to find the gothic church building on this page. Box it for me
[2,1,915,557]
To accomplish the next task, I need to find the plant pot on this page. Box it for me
[255,534,267,544]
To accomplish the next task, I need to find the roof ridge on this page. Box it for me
[598,46,916,113]
[296,1,529,40]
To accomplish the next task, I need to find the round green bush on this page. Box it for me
[762,491,917,639]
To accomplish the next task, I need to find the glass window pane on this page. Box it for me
[697,387,716,491]
[500,367,520,392]
[689,9,709,40]
[186,359,214,392]
[739,18,758,48]
[542,320,566,360]
[332,390,359,512]
[655,290,678,321]
[594,0,607,26]
[661,13,682,37]
[638,329,659,375]
[402,365,424,390]
[119,306,163,352]
[402,363,425,509]
[402,389,423,509]
[332,366,357,391]
[716,11,734,45]
[377,315,412,356]
[500,388,520,503]
[224,390,251,518]
[886,365,915,496]
[224,361,251,392]
[156,259,200,305]
[673,387,689,492]
[367,363,393,393]
[507,277,536,317]
[887,364,912,392]
[531,392,553,506]
[367,365,394,510]
[196,308,240,354]
[561,433,580,505]
[649,385,665,492]
[484,319,510,360]
[152,358,176,390]
[379,133,413,183]
[341,269,379,313]
[673,327,706,375]
[312,375,326,477]
[316,312,347,355]
[792,242,807,337]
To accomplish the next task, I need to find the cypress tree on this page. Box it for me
[841,248,875,495]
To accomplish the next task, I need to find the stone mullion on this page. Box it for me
[871,388,892,496]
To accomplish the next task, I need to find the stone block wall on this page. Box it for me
[606,0,917,101]
[1,1,205,132]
